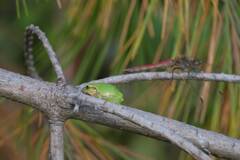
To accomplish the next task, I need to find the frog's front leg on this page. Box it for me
[73,103,80,112]
[67,92,83,112]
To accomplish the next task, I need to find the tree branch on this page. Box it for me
[49,121,64,160]
[85,71,240,85]
[100,102,211,160]
[1,68,240,159]
[71,93,239,160]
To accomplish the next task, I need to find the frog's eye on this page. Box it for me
[83,85,97,96]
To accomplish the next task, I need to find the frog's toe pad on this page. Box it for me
[73,104,80,112]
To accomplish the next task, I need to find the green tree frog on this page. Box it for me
[82,83,124,104]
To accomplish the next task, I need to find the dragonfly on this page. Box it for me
[124,57,203,74]
[124,57,205,114]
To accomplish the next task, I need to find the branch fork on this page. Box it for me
[0,24,239,160]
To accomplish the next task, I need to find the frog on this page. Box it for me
[82,83,124,104]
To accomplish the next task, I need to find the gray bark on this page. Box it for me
[49,121,64,160]
[1,68,240,159]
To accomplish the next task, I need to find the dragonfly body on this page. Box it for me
[124,59,174,73]
[124,57,202,73]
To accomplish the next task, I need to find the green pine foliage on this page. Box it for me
[0,0,239,159]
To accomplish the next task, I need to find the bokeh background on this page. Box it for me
[0,0,240,159]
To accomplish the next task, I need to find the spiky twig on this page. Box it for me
[24,24,66,85]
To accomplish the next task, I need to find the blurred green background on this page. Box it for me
[0,0,240,159]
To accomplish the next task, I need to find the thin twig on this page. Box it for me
[24,24,66,85]
[84,71,240,85]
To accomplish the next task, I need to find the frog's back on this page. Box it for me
[94,83,124,104]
